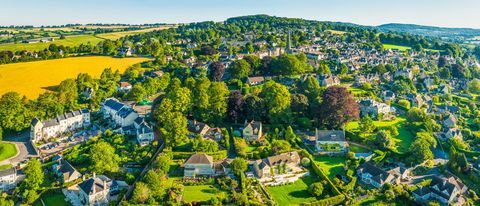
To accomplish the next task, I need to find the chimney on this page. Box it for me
[82,175,85,181]
[103,180,107,190]
[93,172,96,179]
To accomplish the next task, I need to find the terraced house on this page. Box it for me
[30,109,90,143]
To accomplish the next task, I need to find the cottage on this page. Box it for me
[381,90,396,102]
[412,176,467,205]
[30,109,90,143]
[52,157,82,183]
[314,129,348,154]
[359,98,395,118]
[184,154,215,177]
[243,120,262,141]
[247,76,265,86]
[118,82,132,92]
[0,168,17,191]
[77,174,128,206]
[252,151,301,178]
[356,162,396,188]
[318,75,341,87]
[118,46,132,57]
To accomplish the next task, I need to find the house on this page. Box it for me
[52,157,82,183]
[133,117,154,146]
[243,120,262,141]
[77,174,128,206]
[359,99,396,118]
[187,120,222,141]
[118,82,132,92]
[356,162,396,188]
[0,168,17,191]
[318,75,341,87]
[150,70,164,78]
[314,129,348,154]
[252,151,301,178]
[184,154,215,177]
[394,68,414,79]
[247,76,265,86]
[412,176,467,205]
[443,114,457,128]
[118,46,132,56]
[30,109,90,143]
[381,90,396,102]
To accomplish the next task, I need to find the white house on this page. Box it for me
[0,168,17,191]
[30,109,90,143]
[243,120,262,141]
[252,151,301,178]
[184,154,215,177]
[77,174,128,206]
[314,130,349,154]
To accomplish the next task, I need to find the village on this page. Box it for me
[0,15,479,206]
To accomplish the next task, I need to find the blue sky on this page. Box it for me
[2,0,480,28]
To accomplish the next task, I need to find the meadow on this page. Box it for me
[0,143,18,162]
[0,35,103,52]
[382,44,411,51]
[96,26,175,40]
[0,56,151,99]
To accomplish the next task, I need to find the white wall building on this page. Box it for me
[30,109,90,143]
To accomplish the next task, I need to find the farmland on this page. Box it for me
[0,35,103,52]
[382,43,411,51]
[96,26,175,40]
[0,56,151,98]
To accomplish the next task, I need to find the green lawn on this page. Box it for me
[382,44,411,51]
[182,185,225,203]
[33,189,71,206]
[349,144,370,153]
[267,175,318,206]
[0,164,13,170]
[346,117,415,153]
[0,35,103,52]
[0,143,18,162]
[313,156,346,179]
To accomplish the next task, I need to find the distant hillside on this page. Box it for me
[377,23,480,40]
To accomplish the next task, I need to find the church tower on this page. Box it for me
[286,29,292,54]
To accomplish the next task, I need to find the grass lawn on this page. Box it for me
[382,44,411,51]
[267,175,318,206]
[33,189,71,206]
[345,116,415,153]
[0,143,18,162]
[325,30,347,35]
[348,87,370,97]
[313,156,346,179]
[349,144,370,153]
[0,56,151,98]
[0,35,103,52]
[182,185,225,203]
[0,164,13,170]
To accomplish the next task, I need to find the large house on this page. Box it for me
[252,151,301,178]
[318,75,341,87]
[243,120,262,141]
[313,129,348,154]
[356,162,396,188]
[184,154,215,177]
[359,99,396,118]
[247,76,265,86]
[31,109,90,143]
[412,176,467,205]
[0,168,17,191]
[101,98,154,145]
[52,156,82,183]
[187,120,223,141]
[76,174,128,206]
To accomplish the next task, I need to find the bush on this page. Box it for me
[301,157,311,167]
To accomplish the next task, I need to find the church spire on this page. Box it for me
[286,29,292,53]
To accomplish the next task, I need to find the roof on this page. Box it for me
[357,162,391,184]
[247,76,265,83]
[78,175,111,195]
[0,168,16,177]
[263,151,300,167]
[316,130,345,142]
[429,176,466,200]
[104,98,125,112]
[185,154,214,165]
[119,82,132,88]
[187,120,210,135]
[244,120,262,135]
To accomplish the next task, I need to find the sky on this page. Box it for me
[1,0,480,28]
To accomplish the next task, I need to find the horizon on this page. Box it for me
[2,0,480,29]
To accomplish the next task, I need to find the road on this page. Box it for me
[2,129,38,167]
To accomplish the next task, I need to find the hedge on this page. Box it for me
[172,150,227,160]
[301,194,346,206]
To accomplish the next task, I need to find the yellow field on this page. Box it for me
[0,56,151,99]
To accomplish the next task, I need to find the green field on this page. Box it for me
[182,185,225,203]
[267,175,318,206]
[33,189,71,206]
[313,156,346,179]
[0,143,18,162]
[325,30,347,35]
[96,26,173,40]
[0,164,13,170]
[349,144,370,153]
[0,35,103,52]
[346,117,415,153]
[382,44,411,51]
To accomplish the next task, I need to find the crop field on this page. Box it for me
[96,25,176,40]
[0,56,151,99]
[0,35,103,52]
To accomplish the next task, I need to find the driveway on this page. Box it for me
[2,130,38,167]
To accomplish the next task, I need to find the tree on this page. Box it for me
[409,138,434,164]
[468,79,480,94]
[438,56,448,68]
[227,91,244,123]
[57,78,79,110]
[229,59,250,79]
[90,141,120,173]
[318,86,359,129]
[166,87,191,114]
[290,94,309,115]
[359,115,376,134]
[474,46,480,59]
[144,170,165,195]
[271,54,309,75]
[407,107,426,122]
[191,78,210,120]
[0,92,30,131]
[457,153,469,171]
[271,140,291,154]
[230,157,248,176]
[23,158,44,190]
[317,62,331,75]
[155,155,172,175]
[128,84,146,102]
[301,157,311,167]
[374,130,392,149]
[451,64,465,78]
[163,112,188,147]
[284,126,297,143]
[243,94,266,121]
[260,81,292,124]
[208,61,225,81]
[300,76,321,104]
[260,56,273,75]
[132,182,150,204]
[309,182,324,197]
[208,82,229,123]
